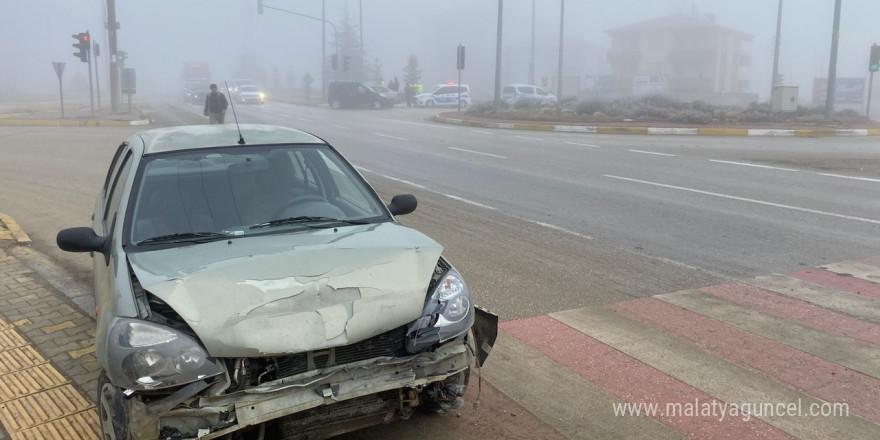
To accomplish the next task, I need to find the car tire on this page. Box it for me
[99,369,132,440]
[459,99,468,109]
[425,100,435,108]
[330,100,342,110]
[372,100,382,110]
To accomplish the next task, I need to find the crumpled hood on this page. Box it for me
[128,223,443,357]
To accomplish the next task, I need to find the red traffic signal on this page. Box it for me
[72,32,90,63]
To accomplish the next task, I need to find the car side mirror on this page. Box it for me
[57,227,109,261]
[387,194,417,216]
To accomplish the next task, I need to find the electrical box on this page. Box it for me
[771,86,798,112]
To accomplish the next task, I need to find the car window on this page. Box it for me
[536,87,548,96]
[358,85,369,94]
[126,145,388,247]
[436,87,454,95]
[517,86,534,94]
[104,151,133,231]
[241,86,259,92]
[102,143,127,196]
[502,86,514,94]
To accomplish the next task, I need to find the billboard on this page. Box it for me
[812,77,865,105]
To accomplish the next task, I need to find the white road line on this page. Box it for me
[516,135,545,141]
[564,141,602,148]
[605,174,880,225]
[448,147,507,159]
[374,133,409,141]
[381,119,456,130]
[528,220,593,240]
[628,149,676,157]
[354,166,373,174]
[297,117,313,122]
[380,174,426,189]
[328,124,351,130]
[444,194,496,210]
[817,173,880,183]
[472,130,496,135]
[709,159,798,172]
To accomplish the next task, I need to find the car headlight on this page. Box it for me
[106,318,224,390]
[406,267,475,353]
[259,92,265,99]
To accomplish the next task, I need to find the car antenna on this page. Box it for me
[224,80,246,145]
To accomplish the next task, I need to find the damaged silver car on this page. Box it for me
[57,124,497,439]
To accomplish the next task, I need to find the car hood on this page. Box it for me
[128,222,443,357]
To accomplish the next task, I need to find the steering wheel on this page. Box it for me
[272,194,329,219]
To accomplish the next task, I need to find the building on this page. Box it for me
[605,15,755,104]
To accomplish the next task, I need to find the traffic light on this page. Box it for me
[72,32,89,63]
[257,0,263,14]
[331,53,338,70]
[343,56,350,72]
[117,50,128,65]
[870,45,880,72]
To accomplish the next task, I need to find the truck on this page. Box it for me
[183,61,211,104]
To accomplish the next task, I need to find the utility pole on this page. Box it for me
[770,0,783,95]
[107,0,120,113]
[529,0,535,85]
[824,0,842,122]
[359,0,364,82]
[94,43,102,110]
[323,0,327,102]
[557,0,564,99]
[493,0,503,110]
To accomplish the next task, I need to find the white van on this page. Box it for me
[501,84,557,105]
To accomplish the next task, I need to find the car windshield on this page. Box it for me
[127,144,389,247]
[241,85,259,92]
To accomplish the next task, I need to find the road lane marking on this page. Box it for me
[628,150,676,157]
[443,194,496,210]
[374,133,409,141]
[448,147,507,159]
[516,135,544,141]
[297,117,313,122]
[817,173,880,183]
[472,130,496,135]
[605,175,880,225]
[564,141,601,148]
[527,220,593,239]
[381,119,456,130]
[329,124,351,130]
[709,160,798,172]
[380,175,425,189]
[354,166,373,173]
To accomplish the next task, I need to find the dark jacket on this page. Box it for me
[204,91,228,115]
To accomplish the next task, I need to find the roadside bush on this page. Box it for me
[639,94,687,110]
[668,109,712,124]
[691,100,715,114]
[630,105,669,120]
[465,101,502,115]
[575,100,609,115]
[513,99,540,110]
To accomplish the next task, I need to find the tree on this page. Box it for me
[231,50,268,85]
[286,67,296,90]
[403,54,421,86]
[368,58,383,85]
[332,6,364,81]
[272,66,281,89]
[302,73,314,101]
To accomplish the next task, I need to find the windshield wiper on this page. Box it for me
[137,231,230,245]
[249,216,370,230]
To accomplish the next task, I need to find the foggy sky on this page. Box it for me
[3,0,880,103]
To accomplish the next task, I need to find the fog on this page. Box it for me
[3,0,879,104]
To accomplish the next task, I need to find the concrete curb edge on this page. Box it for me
[433,115,880,138]
[0,212,32,245]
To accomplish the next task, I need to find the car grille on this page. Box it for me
[274,326,407,379]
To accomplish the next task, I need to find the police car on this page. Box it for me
[415,84,471,108]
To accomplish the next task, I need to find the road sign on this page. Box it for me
[52,62,65,80]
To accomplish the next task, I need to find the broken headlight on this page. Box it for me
[106,318,224,390]
[406,268,475,353]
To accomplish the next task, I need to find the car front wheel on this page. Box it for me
[372,100,382,110]
[425,100,435,108]
[99,370,131,440]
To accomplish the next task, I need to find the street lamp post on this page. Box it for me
[770,0,783,95]
[824,0,842,122]
[557,0,564,99]
[529,0,535,85]
[493,0,503,110]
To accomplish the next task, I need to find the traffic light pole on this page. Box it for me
[868,72,875,120]
[87,32,95,117]
[107,0,120,113]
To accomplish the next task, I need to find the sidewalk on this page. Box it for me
[0,215,99,440]
[434,112,880,137]
[0,99,151,127]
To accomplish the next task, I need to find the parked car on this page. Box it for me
[372,85,401,104]
[236,84,265,104]
[328,80,394,109]
[415,84,471,108]
[501,84,557,106]
[56,124,497,440]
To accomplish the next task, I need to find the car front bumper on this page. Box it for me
[127,340,472,440]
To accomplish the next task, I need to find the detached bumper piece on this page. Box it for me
[130,341,471,440]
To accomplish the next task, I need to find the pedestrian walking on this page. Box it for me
[203,84,228,124]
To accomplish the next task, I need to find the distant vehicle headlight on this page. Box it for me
[107,318,223,390]
[259,92,265,99]
[406,267,474,353]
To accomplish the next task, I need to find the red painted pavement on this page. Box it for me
[857,256,880,267]
[790,269,880,301]
[501,315,793,440]
[607,298,880,423]
[700,282,880,349]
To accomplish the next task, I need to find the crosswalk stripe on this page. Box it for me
[745,274,880,325]
[790,268,880,300]
[550,307,880,439]
[656,290,880,380]
[819,261,880,285]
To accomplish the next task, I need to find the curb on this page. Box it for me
[433,115,880,138]
[0,118,151,127]
[0,213,32,245]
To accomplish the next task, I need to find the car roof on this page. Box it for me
[138,124,325,155]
